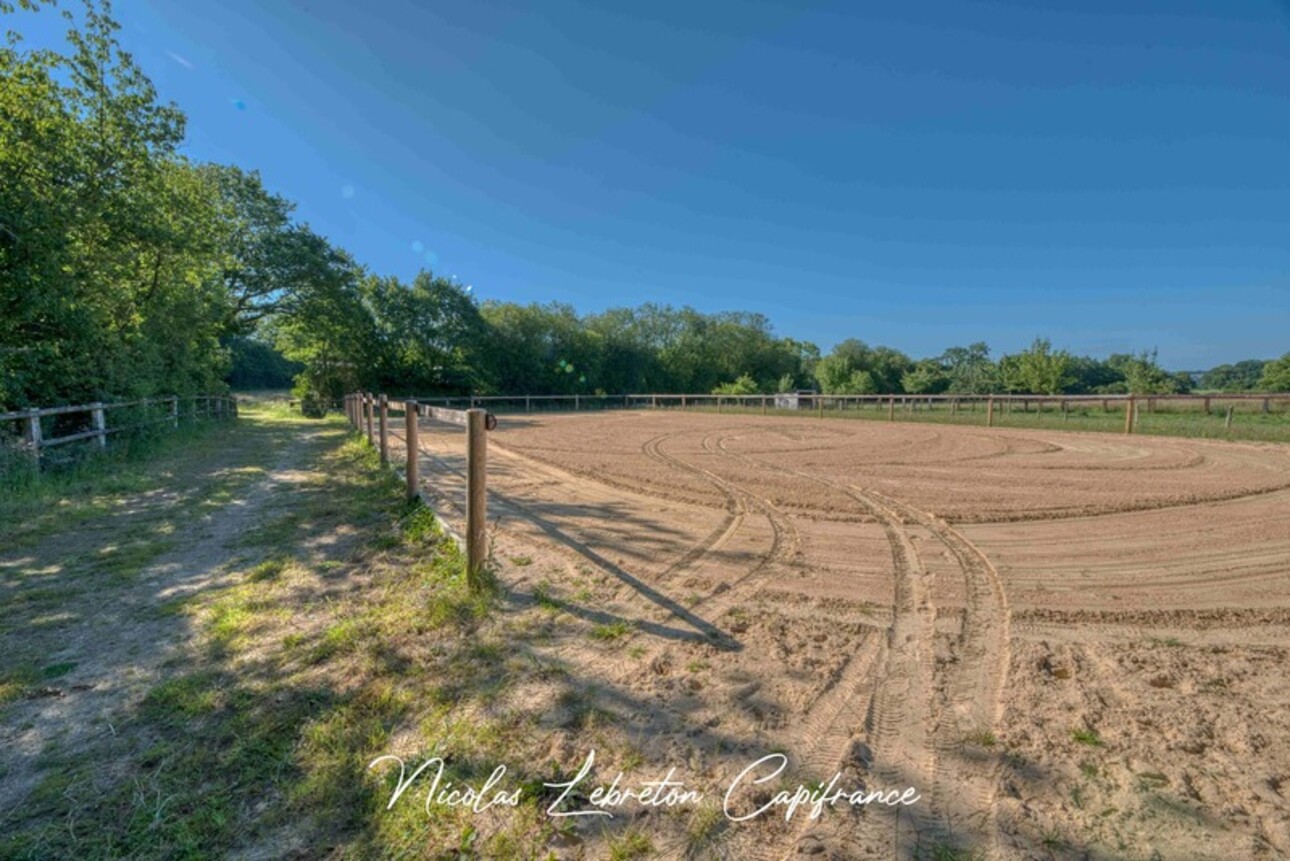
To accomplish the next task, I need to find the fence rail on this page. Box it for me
[345,392,493,583]
[383,390,1290,433]
[1,395,238,466]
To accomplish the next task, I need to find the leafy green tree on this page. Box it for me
[999,338,1075,394]
[902,359,949,394]
[813,340,910,394]
[712,374,760,395]
[939,343,996,394]
[1199,360,1268,392]
[1258,353,1290,391]
[1,0,231,406]
[1110,350,1181,395]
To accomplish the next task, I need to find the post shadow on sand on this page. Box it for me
[392,427,744,651]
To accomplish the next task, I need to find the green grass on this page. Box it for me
[0,405,557,858]
[589,620,632,641]
[678,400,1290,443]
[1071,727,1105,747]
[607,828,654,860]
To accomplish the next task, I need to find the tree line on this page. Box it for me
[3,1,1287,413]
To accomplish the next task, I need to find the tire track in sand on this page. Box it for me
[868,489,1011,856]
[714,432,1011,858]
[709,434,938,859]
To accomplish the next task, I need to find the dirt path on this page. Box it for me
[0,411,329,829]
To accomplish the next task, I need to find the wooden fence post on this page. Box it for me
[574,394,580,411]
[986,397,994,427]
[91,402,107,448]
[365,393,375,444]
[1203,396,1211,416]
[681,395,687,409]
[762,396,767,416]
[1263,398,1270,414]
[1124,397,1136,434]
[1225,405,1234,430]
[171,396,179,428]
[378,395,389,466]
[818,396,824,419]
[466,408,488,584]
[888,396,895,421]
[404,400,419,500]
[525,395,532,413]
[25,410,42,463]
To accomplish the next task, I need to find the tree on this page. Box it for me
[712,374,760,395]
[1000,338,1075,394]
[1111,350,1181,395]
[1,0,231,406]
[902,359,949,394]
[1259,353,1290,391]
[940,343,996,394]
[1199,360,1268,392]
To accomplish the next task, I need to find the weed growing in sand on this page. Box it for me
[924,841,984,861]
[607,827,653,860]
[590,620,631,641]
[685,801,726,853]
[964,730,997,748]
[1040,826,1069,850]
[1071,728,1104,747]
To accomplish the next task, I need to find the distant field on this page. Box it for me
[673,399,1290,443]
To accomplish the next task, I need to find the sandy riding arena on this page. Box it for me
[391,410,1290,859]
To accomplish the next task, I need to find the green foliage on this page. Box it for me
[225,335,300,389]
[712,373,761,395]
[1258,353,1290,391]
[939,342,997,394]
[0,0,230,407]
[902,358,950,394]
[999,338,1075,394]
[1109,350,1184,395]
[1200,359,1267,392]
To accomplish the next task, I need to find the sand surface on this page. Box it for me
[387,410,1290,859]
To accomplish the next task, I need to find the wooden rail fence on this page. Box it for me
[397,391,1289,436]
[1,394,238,468]
[345,392,497,583]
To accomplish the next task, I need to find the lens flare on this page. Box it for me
[411,240,425,253]
[231,98,247,111]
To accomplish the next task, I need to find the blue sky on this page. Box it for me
[16,0,1290,368]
